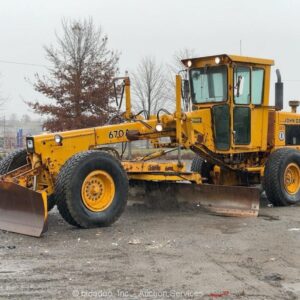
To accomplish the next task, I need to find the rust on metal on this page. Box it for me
[136,182,260,217]
[128,172,202,184]
[0,181,47,237]
[122,161,187,173]
[126,130,140,141]
[176,183,260,217]
[147,165,161,171]
[165,166,174,171]
[196,133,204,144]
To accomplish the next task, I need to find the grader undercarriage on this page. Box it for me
[0,54,299,237]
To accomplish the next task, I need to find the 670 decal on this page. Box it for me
[108,129,128,139]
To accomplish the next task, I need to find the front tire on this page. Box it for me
[264,148,300,206]
[56,151,128,228]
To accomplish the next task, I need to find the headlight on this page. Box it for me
[54,135,63,145]
[187,60,192,68]
[155,124,163,132]
[26,137,34,153]
[27,139,34,149]
[215,57,221,64]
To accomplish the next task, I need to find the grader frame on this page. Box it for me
[1,54,299,237]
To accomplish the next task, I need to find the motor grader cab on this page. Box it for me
[0,54,299,237]
[185,55,272,153]
[180,54,275,185]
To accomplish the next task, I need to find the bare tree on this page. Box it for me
[131,56,171,118]
[166,48,196,106]
[168,48,196,75]
[27,18,119,131]
[20,114,31,123]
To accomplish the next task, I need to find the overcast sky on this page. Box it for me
[0,0,299,117]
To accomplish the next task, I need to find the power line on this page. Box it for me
[2,58,300,82]
[0,59,48,68]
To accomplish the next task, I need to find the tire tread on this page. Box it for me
[0,149,27,175]
[264,148,300,206]
[56,150,128,228]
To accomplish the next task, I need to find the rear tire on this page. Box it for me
[0,149,27,174]
[264,148,300,206]
[56,151,128,228]
[47,195,56,212]
[0,149,56,211]
[191,156,214,183]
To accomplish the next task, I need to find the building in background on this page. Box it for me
[0,115,43,152]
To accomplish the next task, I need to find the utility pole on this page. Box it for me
[3,115,5,150]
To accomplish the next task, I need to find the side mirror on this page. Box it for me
[182,79,190,99]
[234,75,244,97]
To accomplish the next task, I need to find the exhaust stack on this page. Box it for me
[275,69,283,111]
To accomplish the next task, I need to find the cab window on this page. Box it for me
[190,65,227,103]
[252,68,264,105]
[234,66,250,104]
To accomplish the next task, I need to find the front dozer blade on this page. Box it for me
[175,183,260,217]
[0,181,48,237]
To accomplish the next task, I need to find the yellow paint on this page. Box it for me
[124,77,132,120]
[81,170,115,212]
[40,191,48,220]
[175,75,182,145]
[128,173,201,184]
[181,54,274,68]
[122,161,186,173]
[5,53,300,199]
[284,163,300,195]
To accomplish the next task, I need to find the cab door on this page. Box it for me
[212,104,231,150]
[233,66,265,148]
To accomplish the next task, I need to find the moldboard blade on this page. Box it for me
[0,181,47,237]
[131,182,260,217]
[174,183,260,217]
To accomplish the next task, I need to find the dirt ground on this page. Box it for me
[0,199,300,299]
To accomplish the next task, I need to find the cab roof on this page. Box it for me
[181,54,274,66]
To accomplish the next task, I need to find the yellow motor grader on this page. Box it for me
[1,54,300,237]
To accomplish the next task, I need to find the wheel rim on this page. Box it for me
[81,170,115,212]
[284,163,300,195]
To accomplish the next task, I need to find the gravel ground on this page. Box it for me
[0,201,299,299]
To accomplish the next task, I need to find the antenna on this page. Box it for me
[240,40,242,55]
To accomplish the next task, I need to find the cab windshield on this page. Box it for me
[190,65,227,103]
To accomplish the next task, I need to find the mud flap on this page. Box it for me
[0,181,48,237]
